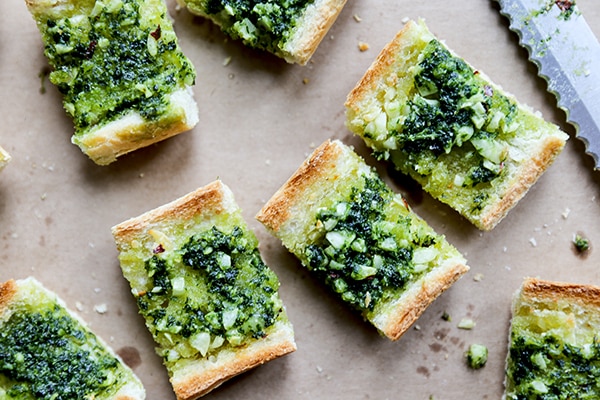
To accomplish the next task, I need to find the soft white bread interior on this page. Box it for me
[256,139,469,340]
[112,180,296,400]
[0,277,145,400]
[345,19,568,230]
[73,87,199,166]
[504,277,600,399]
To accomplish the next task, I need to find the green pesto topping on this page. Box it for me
[506,334,600,398]
[191,0,315,54]
[466,343,488,369]
[0,306,121,400]
[381,39,518,186]
[303,175,437,312]
[136,226,282,364]
[40,0,195,135]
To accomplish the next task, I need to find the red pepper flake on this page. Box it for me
[153,244,165,254]
[150,25,161,40]
[84,40,97,59]
[555,0,573,13]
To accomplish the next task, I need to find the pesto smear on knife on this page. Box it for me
[37,0,195,135]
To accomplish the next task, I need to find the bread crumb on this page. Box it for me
[529,237,537,247]
[473,273,484,282]
[223,56,232,66]
[402,16,410,24]
[94,303,108,314]
[316,365,323,373]
[75,301,84,312]
[139,172,145,178]
[353,14,362,22]
[562,207,571,219]
[358,41,370,52]
[414,324,421,331]
[302,78,309,84]
[40,193,47,200]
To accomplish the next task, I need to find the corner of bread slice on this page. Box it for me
[112,180,231,248]
[280,0,348,64]
[0,277,146,399]
[476,132,567,231]
[256,139,353,233]
[170,319,296,400]
[73,87,198,166]
[372,258,469,341]
[504,277,600,398]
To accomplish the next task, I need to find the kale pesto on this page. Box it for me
[388,39,518,186]
[39,0,196,135]
[303,175,437,312]
[0,306,121,399]
[187,0,315,54]
[136,225,283,362]
[506,334,600,398]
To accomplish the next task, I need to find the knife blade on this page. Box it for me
[495,0,600,169]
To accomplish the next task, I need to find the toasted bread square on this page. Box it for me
[25,0,199,165]
[112,181,296,399]
[256,139,469,340]
[346,20,568,230]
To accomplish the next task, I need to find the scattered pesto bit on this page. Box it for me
[573,233,590,253]
[0,305,122,399]
[507,334,600,397]
[441,311,451,322]
[303,175,438,312]
[36,0,196,136]
[466,343,488,369]
[458,318,476,330]
[136,225,283,365]
[185,0,315,55]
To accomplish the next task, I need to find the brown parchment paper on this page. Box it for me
[1,1,600,399]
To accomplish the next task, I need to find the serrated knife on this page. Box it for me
[495,0,600,169]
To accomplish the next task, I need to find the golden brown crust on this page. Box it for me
[73,89,198,166]
[0,280,17,317]
[285,0,348,65]
[256,139,343,232]
[173,322,296,400]
[479,136,566,230]
[519,277,600,309]
[24,1,199,166]
[112,180,227,249]
[345,21,416,110]
[379,261,469,340]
